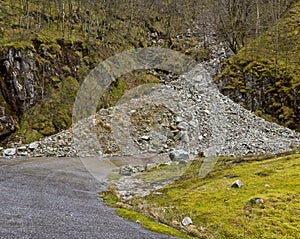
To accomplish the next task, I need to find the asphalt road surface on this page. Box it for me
[0,157,179,239]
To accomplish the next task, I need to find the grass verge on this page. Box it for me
[101,151,300,238]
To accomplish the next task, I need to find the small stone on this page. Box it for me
[18,146,27,151]
[28,142,39,150]
[120,165,135,176]
[265,184,271,188]
[161,118,169,127]
[4,148,17,156]
[255,198,264,204]
[181,132,190,143]
[146,163,157,171]
[141,135,150,141]
[169,149,189,161]
[175,116,183,123]
[178,160,188,165]
[177,122,189,130]
[231,179,244,188]
[18,151,28,156]
[135,165,146,172]
[182,217,193,226]
[58,140,67,146]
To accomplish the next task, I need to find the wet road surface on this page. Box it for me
[0,157,179,239]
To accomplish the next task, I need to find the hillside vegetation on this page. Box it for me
[216,1,300,131]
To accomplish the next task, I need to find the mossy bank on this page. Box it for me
[216,1,300,131]
[103,151,300,238]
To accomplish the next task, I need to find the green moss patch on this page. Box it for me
[104,154,300,238]
[116,208,192,239]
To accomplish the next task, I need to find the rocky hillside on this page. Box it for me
[1,64,299,158]
[0,0,208,146]
[1,0,299,149]
[216,1,300,131]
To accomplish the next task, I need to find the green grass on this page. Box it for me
[116,208,193,239]
[103,153,300,238]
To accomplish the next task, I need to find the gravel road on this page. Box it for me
[0,157,179,239]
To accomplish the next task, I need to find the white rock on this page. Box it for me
[28,142,39,150]
[231,179,244,188]
[4,148,17,156]
[255,198,264,204]
[182,217,193,226]
[18,146,27,151]
[177,122,189,130]
[141,135,150,141]
[18,151,28,156]
[175,116,183,123]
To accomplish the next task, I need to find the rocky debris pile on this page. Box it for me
[91,64,300,158]
[2,64,300,159]
[1,130,76,157]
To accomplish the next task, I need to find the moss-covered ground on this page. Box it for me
[102,150,300,238]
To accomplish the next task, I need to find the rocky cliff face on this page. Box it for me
[216,61,300,130]
[0,38,88,144]
[0,48,37,114]
[0,47,38,140]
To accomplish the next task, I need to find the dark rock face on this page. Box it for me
[0,48,37,115]
[0,115,16,139]
[0,40,83,144]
